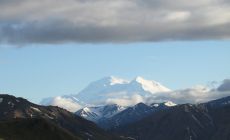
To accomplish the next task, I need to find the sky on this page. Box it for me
[1,41,230,103]
[0,0,230,103]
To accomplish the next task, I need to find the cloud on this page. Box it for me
[217,79,230,91]
[39,79,230,112]
[105,79,230,106]
[0,0,230,44]
[40,96,82,112]
[146,81,230,104]
[106,94,144,106]
[105,85,230,106]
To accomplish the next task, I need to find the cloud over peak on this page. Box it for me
[217,79,230,92]
[1,0,230,44]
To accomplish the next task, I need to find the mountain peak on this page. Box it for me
[134,76,159,85]
[134,76,162,86]
[132,76,171,94]
[42,76,172,110]
[133,102,150,110]
[75,104,126,122]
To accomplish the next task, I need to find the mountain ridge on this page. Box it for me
[110,96,230,140]
[76,101,177,129]
[41,76,172,112]
[0,94,122,140]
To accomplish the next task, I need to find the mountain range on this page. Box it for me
[76,101,176,129]
[111,96,230,140]
[1,76,230,140]
[41,76,230,113]
[41,76,172,112]
[1,94,230,140]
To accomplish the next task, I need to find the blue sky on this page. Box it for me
[0,41,230,103]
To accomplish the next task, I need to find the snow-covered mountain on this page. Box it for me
[111,96,230,140]
[75,101,176,127]
[97,101,177,129]
[75,104,126,122]
[40,76,171,112]
[76,76,171,105]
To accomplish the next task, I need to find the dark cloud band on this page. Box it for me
[0,0,230,44]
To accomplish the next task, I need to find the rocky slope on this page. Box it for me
[111,96,230,140]
[0,94,122,140]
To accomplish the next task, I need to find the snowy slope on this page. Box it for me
[75,104,126,122]
[41,76,171,112]
[97,101,177,129]
[76,101,176,125]
[134,76,171,93]
[75,76,171,105]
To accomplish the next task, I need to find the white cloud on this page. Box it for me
[165,11,191,22]
[105,82,230,106]
[40,79,230,111]
[106,94,144,106]
[41,96,82,112]
[146,82,230,104]
[105,86,230,106]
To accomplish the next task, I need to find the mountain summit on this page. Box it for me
[76,76,171,104]
[131,76,171,93]
[41,76,171,112]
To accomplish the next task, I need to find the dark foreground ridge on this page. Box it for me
[0,94,122,140]
[1,94,230,140]
[0,118,79,140]
[110,96,230,140]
